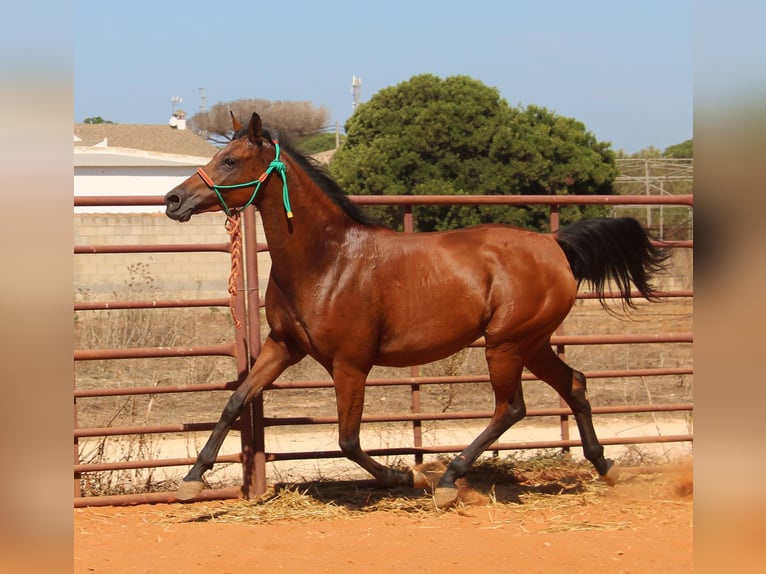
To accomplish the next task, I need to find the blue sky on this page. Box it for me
[73,0,694,153]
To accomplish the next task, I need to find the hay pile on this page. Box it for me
[141,453,689,530]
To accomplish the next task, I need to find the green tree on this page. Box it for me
[83,116,114,124]
[489,104,617,229]
[295,131,343,154]
[663,139,693,158]
[331,74,616,232]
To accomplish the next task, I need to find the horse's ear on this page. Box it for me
[229,111,243,132]
[247,113,263,144]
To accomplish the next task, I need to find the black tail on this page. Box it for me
[556,217,669,309]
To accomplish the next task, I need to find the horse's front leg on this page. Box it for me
[333,363,419,488]
[176,336,304,500]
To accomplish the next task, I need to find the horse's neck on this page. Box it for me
[257,169,356,280]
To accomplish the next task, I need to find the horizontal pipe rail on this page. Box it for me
[74,243,230,254]
[76,453,241,474]
[74,431,693,475]
[74,194,695,208]
[74,487,243,508]
[72,334,690,363]
[265,434,693,463]
[466,332,692,348]
[75,422,218,439]
[75,196,167,207]
[551,333,692,345]
[350,194,694,207]
[577,290,693,300]
[269,367,693,391]
[74,367,692,398]
[74,290,694,311]
[73,402,693,440]
[75,380,240,398]
[262,403,693,428]
[74,342,235,361]
[74,298,230,311]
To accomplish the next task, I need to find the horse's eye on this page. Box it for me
[222,156,236,168]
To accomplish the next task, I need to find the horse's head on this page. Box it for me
[165,112,282,222]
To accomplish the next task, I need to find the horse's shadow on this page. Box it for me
[182,460,596,522]
[282,475,589,509]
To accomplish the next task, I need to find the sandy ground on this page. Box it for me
[74,463,693,574]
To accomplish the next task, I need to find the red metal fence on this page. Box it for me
[74,194,693,507]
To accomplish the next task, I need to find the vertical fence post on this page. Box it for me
[245,206,267,497]
[73,397,81,497]
[402,206,423,464]
[549,204,571,452]
[238,206,267,498]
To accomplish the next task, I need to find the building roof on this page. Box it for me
[74,124,219,157]
[74,147,214,168]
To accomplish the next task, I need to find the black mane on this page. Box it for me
[232,127,384,228]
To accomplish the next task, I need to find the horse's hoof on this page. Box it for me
[433,486,459,509]
[410,460,448,490]
[412,470,430,489]
[600,461,621,486]
[176,480,205,501]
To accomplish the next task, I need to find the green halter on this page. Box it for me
[196,141,292,218]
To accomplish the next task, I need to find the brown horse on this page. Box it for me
[164,112,667,507]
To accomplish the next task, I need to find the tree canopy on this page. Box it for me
[83,116,114,124]
[330,74,616,232]
[663,139,693,158]
[615,139,693,159]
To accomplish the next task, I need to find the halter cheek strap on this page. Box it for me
[196,167,215,188]
[196,141,293,218]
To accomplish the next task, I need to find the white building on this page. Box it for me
[74,122,219,213]
[73,122,274,298]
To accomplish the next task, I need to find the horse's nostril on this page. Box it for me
[165,193,180,208]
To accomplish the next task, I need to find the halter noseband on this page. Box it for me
[196,141,293,218]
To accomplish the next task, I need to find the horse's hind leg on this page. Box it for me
[177,336,303,500]
[524,344,620,485]
[433,345,526,508]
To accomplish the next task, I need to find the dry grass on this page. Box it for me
[114,453,690,532]
[143,455,605,524]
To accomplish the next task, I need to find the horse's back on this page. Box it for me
[409,224,576,297]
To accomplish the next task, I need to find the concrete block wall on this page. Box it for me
[74,212,270,300]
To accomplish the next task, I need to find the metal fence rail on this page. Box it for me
[74,193,693,507]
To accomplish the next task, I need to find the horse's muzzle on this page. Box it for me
[164,189,193,222]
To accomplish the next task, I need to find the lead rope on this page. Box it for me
[225,212,243,328]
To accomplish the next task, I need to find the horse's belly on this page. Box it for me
[375,316,482,368]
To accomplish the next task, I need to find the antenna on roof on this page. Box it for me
[351,76,362,112]
[170,95,183,116]
[198,88,207,114]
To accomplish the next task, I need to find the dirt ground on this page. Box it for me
[74,463,693,574]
